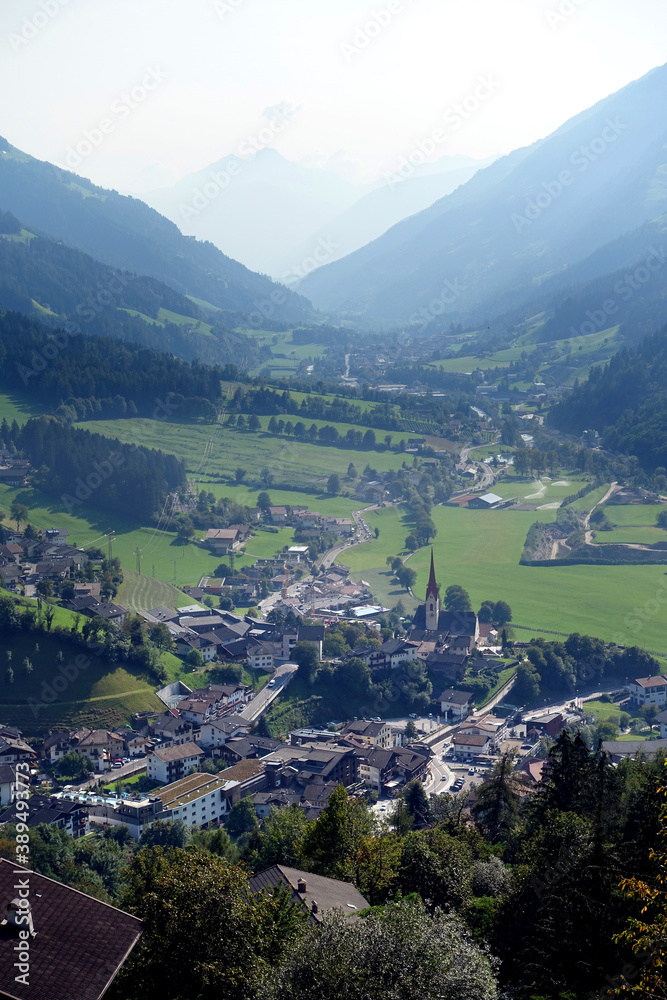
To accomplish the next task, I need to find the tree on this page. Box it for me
[514,661,540,704]
[301,784,372,881]
[613,776,667,999]
[185,649,204,669]
[403,779,430,826]
[225,797,258,838]
[257,491,272,514]
[492,600,512,627]
[10,502,28,530]
[269,900,498,1000]
[657,509,667,530]
[235,467,247,483]
[395,565,417,592]
[444,585,472,612]
[291,640,319,681]
[36,578,53,598]
[404,719,418,741]
[245,803,309,872]
[21,657,33,677]
[347,463,357,479]
[114,846,304,1000]
[471,752,521,843]
[641,703,659,730]
[335,656,371,696]
[138,819,191,849]
[56,751,93,781]
[327,473,340,495]
[248,414,261,432]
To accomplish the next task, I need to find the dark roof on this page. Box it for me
[0,858,141,1000]
[439,688,474,705]
[602,738,667,759]
[412,606,478,634]
[0,795,84,828]
[0,764,16,785]
[298,624,325,642]
[151,742,203,763]
[248,865,368,922]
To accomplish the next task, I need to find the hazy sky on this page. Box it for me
[0,0,665,191]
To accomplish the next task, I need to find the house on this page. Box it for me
[355,748,394,790]
[198,716,250,749]
[219,736,282,764]
[452,733,492,759]
[150,712,198,746]
[249,865,369,922]
[601,738,667,764]
[146,742,204,784]
[155,772,240,828]
[42,728,124,771]
[0,765,16,807]
[0,857,142,1000]
[247,641,278,671]
[628,675,667,708]
[0,736,35,766]
[655,709,667,738]
[0,794,89,839]
[526,712,565,739]
[205,527,243,555]
[268,506,288,523]
[342,719,392,750]
[439,689,474,721]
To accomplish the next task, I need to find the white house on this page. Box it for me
[146,742,204,784]
[247,642,277,671]
[439,689,474,722]
[628,675,667,708]
[655,709,667,737]
[0,764,16,807]
[198,717,249,749]
[452,733,491,759]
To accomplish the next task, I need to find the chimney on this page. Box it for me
[297,878,307,894]
[5,898,35,936]
[311,899,319,914]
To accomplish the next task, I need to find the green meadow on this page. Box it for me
[74,416,412,491]
[0,628,163,736]
[341,501,667,654]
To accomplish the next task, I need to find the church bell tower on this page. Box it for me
[424,548,440,631]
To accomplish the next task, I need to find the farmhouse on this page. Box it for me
[628,675,667,707]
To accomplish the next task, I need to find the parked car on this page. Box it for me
[408,713,418,720]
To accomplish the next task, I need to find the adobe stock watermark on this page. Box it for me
[7,0,74,54]
[385,75,501,187]
[213,0,247,17]
[545,0,589,29]
[179,102,299,224]
[153,392,181,422]
[28,653,91,717]
[340,1,404,63]
[612,577,667,648]
[17,272,131,386]
[511,117,627,234]
[281,236,340,286]
[61,452,125,515]
[408,276,468,332]
[566,245,666,338]
[12,762,32,986]
[58,66,168,172]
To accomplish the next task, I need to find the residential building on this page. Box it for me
[146,742,204,784]
[439,689,474,721]
[155,772,240,828]
[656,709,667,737]
[0,764,16,807]
[249,865,369,923]
[198,717,250,749]
[452,733,492,759]
[628,675,667,707]
[0,794,88,838]
[0,857,143,1000]
[342,719,393,749]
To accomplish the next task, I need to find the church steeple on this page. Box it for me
[425,547,440,631]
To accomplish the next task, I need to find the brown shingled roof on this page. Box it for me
[0,858,142,1000]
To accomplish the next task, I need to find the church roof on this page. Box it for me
[412,606,478,634]
[425,548,439,602]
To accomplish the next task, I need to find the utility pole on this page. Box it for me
[107,531,115,562]
[152,563,155,579]
[135,547,142,574]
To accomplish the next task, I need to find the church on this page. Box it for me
[409,549,480,648]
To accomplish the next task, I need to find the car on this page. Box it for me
[521,743,532,750]
[440,774,447,780]
[371,716,381,723]
[408,713,418,719]
[268,679,276,688]
[112,762,122,769]
[468,767,475,774]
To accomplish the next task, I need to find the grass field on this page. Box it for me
[0,391,46,424]
[74,416,412,491]
[0,630,163,736]
[117,569,188,612]
[340,501,667,654]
